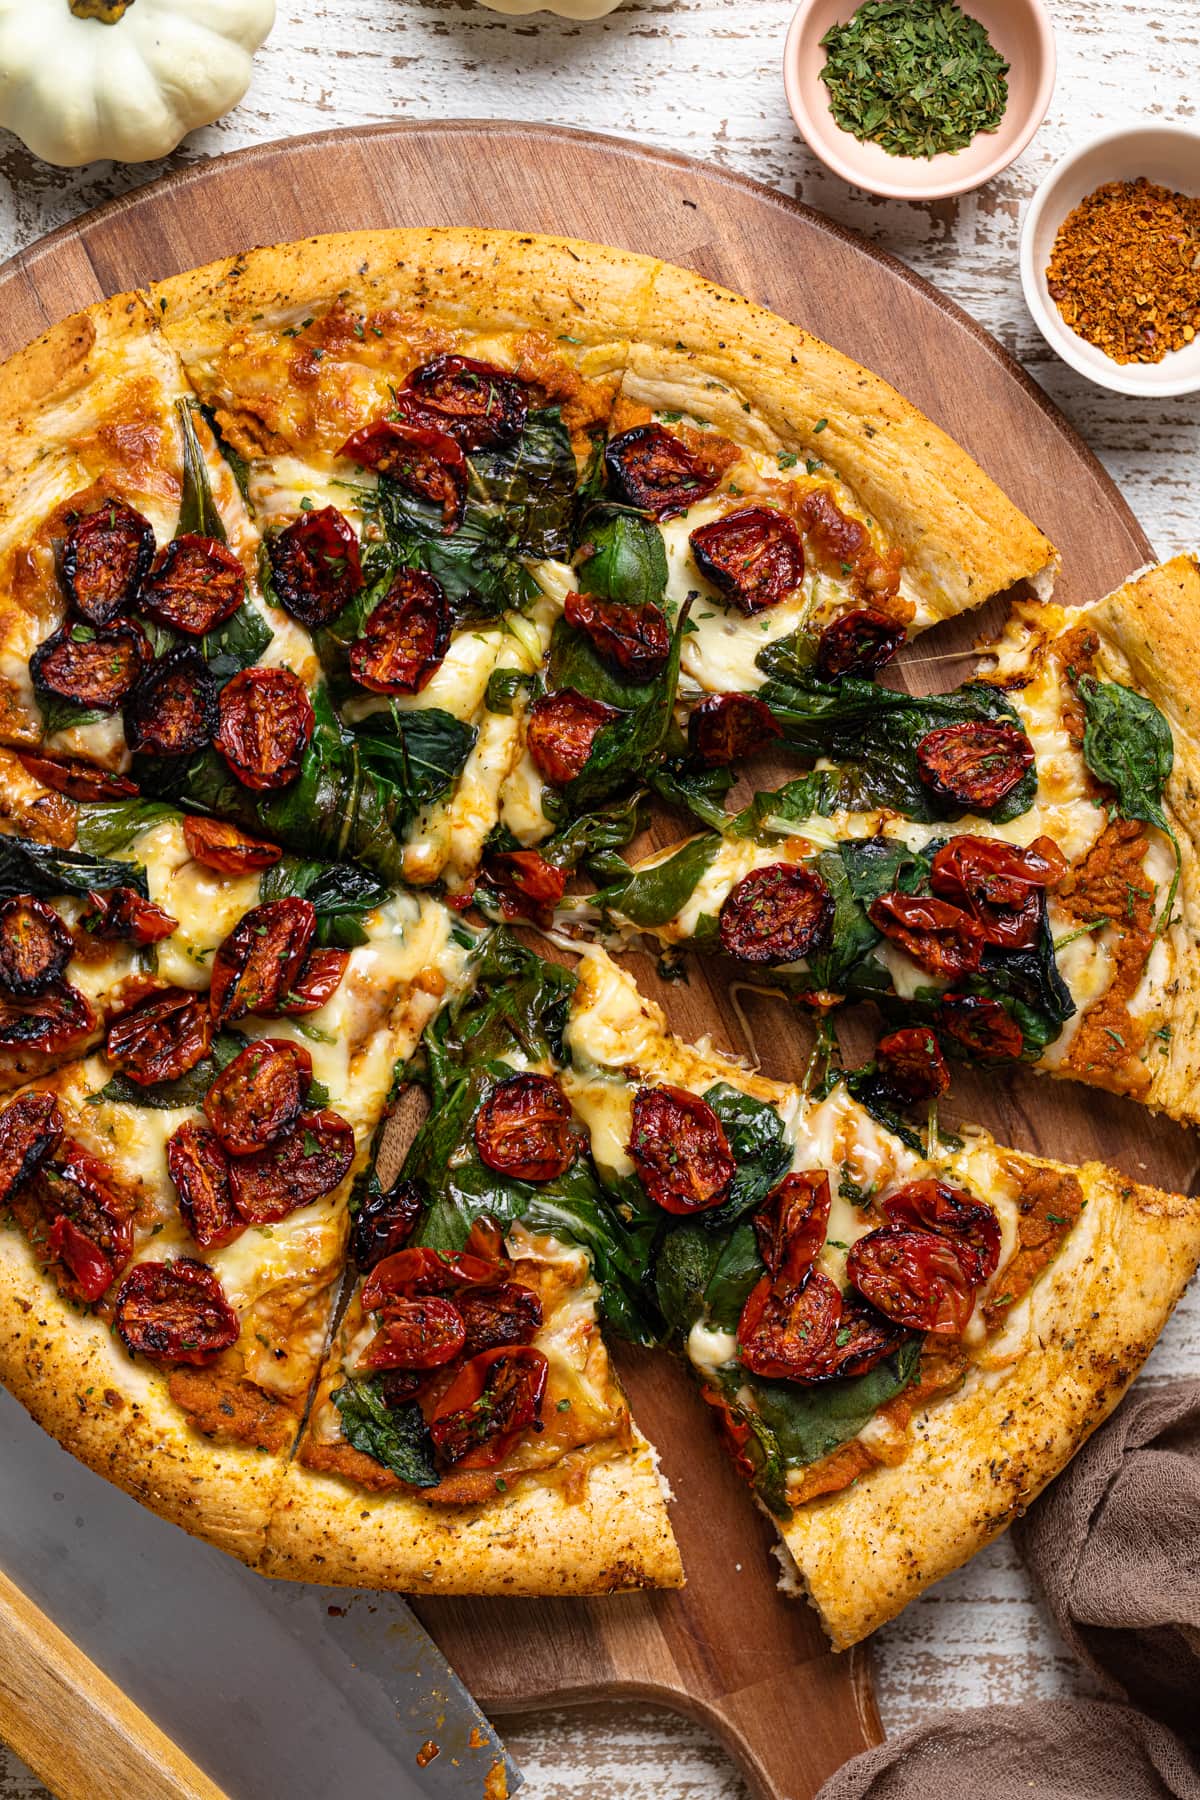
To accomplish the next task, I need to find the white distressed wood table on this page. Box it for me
[0,1,1197,1793]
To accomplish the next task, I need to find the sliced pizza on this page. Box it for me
[577,556,1200,1125]
[552,944,1200,1645]
[0,809,466,1560]
[268,929,682,1595]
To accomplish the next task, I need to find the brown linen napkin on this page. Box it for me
[817,1381,1200,1800]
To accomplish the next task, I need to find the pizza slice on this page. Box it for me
[0,807,467,1561]
[549,945,1200,1644]
[267,929,682,1595]
[576,557,1200,1125]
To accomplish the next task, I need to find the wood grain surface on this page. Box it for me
[0,4,1196,1796]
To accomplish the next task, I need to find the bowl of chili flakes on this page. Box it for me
[1020,124,1200,397]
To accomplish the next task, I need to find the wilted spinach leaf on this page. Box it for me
[592,834,721,928]
[0,834,149,899]
[1077,674,1180,928]
[575,513,668,610]
[702,1083,791,1225]
[174,400,228,544]
[467,407,580,559]
[332,1377,439,1486]
[36,695,104,738]
[75,799,180,858]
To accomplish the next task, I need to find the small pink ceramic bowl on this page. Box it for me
[784,0,1056,201]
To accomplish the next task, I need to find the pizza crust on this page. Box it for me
[261,1428,683,1596]
[0,1229,278,1564]
[779,1160,1200,1648]
[623,260,1059,624]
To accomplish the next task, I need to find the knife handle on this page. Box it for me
[0,1567,230,1800]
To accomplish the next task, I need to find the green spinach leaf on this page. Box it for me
[1077,675,1180,929]
[467,407,580,559]
[74,800,180,858]
[331,1377,439,1486]
[36,695,103,738]
[592,834,721,928]
[702,1083,791,1225]
[174,400,228,544]
[0,834,148,899]
[575,513,668,610]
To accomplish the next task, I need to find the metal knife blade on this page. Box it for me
[0,1387,521,1799]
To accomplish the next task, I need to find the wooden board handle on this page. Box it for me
[0,1567,230,1800]
[695,1647,879,1800]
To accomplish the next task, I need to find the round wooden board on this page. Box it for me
[0,122,1189,1800]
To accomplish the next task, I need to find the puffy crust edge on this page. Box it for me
[260,1429,684,1596]
[0,1231,279,1566]
[779,1162,1200,1649]
[150,227,659,367]
[624,260,1059,622]
[1085,554,1200,1124]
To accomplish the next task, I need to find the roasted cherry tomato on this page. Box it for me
[364,1296,467,1371]
[214,666,314,791]
[0,984,94,1054]
[228,1108,356,1223]
[937,992,1025,1062]
[526,688,619,786]
[881,1177,1001,1287]
[816,608,906,681]
[628,1084,735,1214]
[348,570,451,696]
[0,1091,63,1207]
[916,720,1034,812]
[718,863,835,966]
[846,1224,978,1336]
[753,1170,832,1287]
[687,692,782,768]
[361,1246,500,1310]
[474,1072,578,1183]
[350,1176,424,1273]
[114,1258,240,1364]
[738,1268,842,1381]
[80,887,177,946]
[482,849,567,924]
[266,505,363,628]
[166,1119,241,1250]
[428,1345,549,1468]
[816,1290,910,1380]
[605,424,716,520]
[458,1281,543,1357]
[35,1140,134,1303]
[105,989,212,1087]
[400,355,529,451]
[209,897,317,1025]
[139,534,245,636]
[124,647,218,756]
[16,753,139,803]
[689,505,804,614]
[31,619,148,714]
[60,501,156,626]
[0,897,72,997]
[876,1026,950,1104]
[339,420,467,530]
[276,947,350,1015]
[563,590,671,683]
[868,891,986,980]
[182,815,283,874]
[929,835,1066,949]
[203,1037,313,1156]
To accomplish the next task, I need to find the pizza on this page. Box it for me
[0,227,1194,1635]
[580,556,1200,1125]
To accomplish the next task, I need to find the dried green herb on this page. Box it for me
[819,0,1009,161]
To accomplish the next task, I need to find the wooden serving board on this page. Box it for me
[0,122,1190,1800]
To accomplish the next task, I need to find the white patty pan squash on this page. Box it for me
[0,0,276,168]
[477,0,624,16]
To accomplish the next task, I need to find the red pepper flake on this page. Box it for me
[1045,177,1200,365]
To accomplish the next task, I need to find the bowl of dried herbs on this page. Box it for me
[784,0,1056,201]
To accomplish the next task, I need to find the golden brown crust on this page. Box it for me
[0,1230,281,1565]
[262,1426,683,1595]
[623,259,1059,623]
[780,1162,1200,1648]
